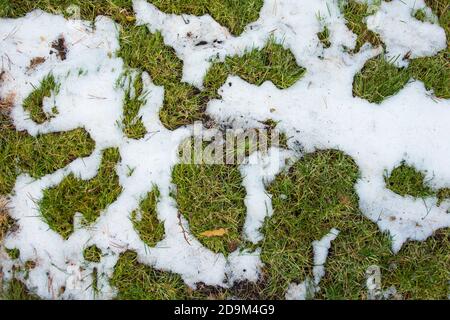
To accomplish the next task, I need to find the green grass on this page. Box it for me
[354,52,449,103]
[353,55,411,103]
[205,39,305,91]
[39,148,122,239]
[0,0,134,23]
[317,26,331,48]
[131,187,165,247]
[172,164,246,255]
[119,25,304,129]
[349,0,449,102]
[260,150,450,299]
[413,8,428,23]
[0,0,263,36]
[0,113,95,195]
[119,71,147,139]
[5,247,20,260]
[0,197,14,242]
[148,0,264,35]
[23,74,60,124]
[386,163,434,198]
[84,245,103,263]
[1,1,303,131]
[110,250,266,299]
[0,279,39,300]
[386,162,450,205]
[342,0,383,53]
[110,251,190,300]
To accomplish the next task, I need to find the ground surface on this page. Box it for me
[0,0,449,300]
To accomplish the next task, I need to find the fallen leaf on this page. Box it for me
[199,228,228,237]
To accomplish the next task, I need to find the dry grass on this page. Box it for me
[0,92,16,114]
[0,196,12,242]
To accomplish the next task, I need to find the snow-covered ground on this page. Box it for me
[0,0,448,299]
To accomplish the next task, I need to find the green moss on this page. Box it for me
[172,164,246,255]
[132,188,165,247]
[40,148,122,239]
[83,245,102,263]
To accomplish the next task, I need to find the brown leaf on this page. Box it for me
[199,228,228,237]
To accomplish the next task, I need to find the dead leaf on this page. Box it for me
[199,228,228,237]
[126,16,136,22]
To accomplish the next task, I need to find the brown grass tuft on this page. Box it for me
[0,196,12,242]
[27,57,46,72]
[0,92,16,113]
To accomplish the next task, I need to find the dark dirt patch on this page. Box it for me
[51,36,67,61]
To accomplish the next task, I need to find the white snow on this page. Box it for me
[366,0,446,66]
[239,148,295,243]
[0,0,449,299]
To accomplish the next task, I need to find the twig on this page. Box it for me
[177,213,191,245]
